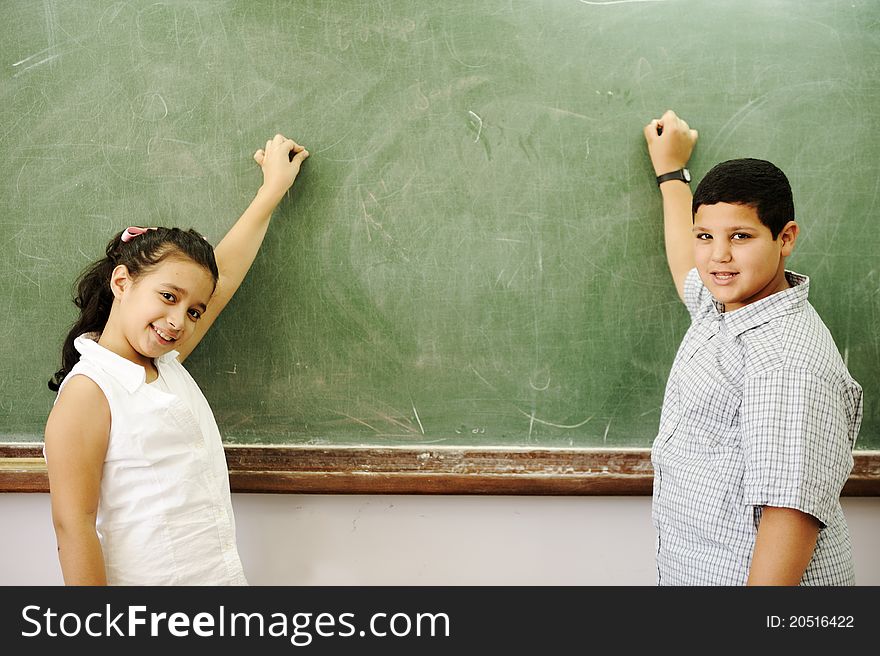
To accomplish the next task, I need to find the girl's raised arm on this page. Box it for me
[176,134,309,361]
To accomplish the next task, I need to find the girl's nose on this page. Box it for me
[168,312,184,331]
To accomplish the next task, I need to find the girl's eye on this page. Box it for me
[696,233,711,240]
[161,292,175,302]
[188,309,202,321]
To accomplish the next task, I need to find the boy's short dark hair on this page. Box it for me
[692,158,794,238]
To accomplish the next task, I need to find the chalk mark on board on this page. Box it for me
[364,175,417,208]
[309,91,359,154]
[12,54,60,77]
[706,94,770,153]
[443,29,488,69]
[579,0,666,6]
[505,257,526,288]
[469,365,498,391]
[413,80,430,111]
[134,92,169,120]
[468,111,483,143]
[11,19,82,77]
[101,144,150,185]
[635,58,652,111]
[147,136,197,156]
[45,0,59,53]
[603,419,612,444]
[374,408,419,434]
[15,163,29,195]
[471,368,592,434]
[535,104,594,121]
[18,247,50,263]
[636,57,654,82]
[529,375,551,391]
[361,200,373,242]
[13,45,56,68]
[19,271,40,290]
[411,401,426,435]
[515,407,594,429]
[335,411,381,434]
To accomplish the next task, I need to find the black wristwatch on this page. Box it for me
[656,168,691,186]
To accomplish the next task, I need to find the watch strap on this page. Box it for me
[656,169,690,186]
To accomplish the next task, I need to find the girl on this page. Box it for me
[44,134,309,585]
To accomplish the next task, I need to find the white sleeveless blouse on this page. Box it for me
[52,334,247,585]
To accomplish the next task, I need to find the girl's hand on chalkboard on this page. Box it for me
[253,133,309,203]
[644,110,697,176]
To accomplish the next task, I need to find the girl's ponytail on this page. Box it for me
[48,227,218,391]
[48,232,124,391]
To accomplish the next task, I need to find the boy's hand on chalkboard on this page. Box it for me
[253,133,309,203]
[644,110,697,176]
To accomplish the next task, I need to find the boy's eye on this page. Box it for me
[188,309,202,321]
[161,292,175,302]
[732,233,751,240]
[695,233,711,240]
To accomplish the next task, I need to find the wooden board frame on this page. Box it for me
[2,444,878,495]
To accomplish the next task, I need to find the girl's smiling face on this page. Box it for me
[693,202,798,311]
[105,256,215,367]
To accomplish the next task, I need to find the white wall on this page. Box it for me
[2,494,878,585]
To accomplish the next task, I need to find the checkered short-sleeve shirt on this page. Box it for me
[651,268,863,585]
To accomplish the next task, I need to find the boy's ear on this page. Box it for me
[779,220,799,257]
[109,265,132,300]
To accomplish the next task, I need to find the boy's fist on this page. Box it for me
[644,110,698,176]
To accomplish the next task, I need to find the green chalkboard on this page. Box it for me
[1,0,878,449]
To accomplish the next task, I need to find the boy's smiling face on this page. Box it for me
[693,202,798,311]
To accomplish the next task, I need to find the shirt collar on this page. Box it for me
[713,270,809,337]
[74,333,180,393]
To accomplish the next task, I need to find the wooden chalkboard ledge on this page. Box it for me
[2,444,879,495]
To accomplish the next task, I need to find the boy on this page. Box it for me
[643,110,862,585]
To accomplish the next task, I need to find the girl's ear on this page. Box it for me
[109,265,132,300]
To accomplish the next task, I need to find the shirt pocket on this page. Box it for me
[689,391,741,450]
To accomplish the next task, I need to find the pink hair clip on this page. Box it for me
[121,226,149,243]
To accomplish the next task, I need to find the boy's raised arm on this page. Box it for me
[644,110,698,302]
